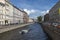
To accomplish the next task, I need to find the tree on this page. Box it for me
[37,16,42,22]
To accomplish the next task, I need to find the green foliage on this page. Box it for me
[37,16,42,22]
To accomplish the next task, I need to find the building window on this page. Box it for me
[0,5,3,14]
[0,3,5,6]
[0,10,2,14]
[5,3,9,11]
[0,15,3,19]
[5,20,8,24]
[5,3,9,6]
[6,8,9,11]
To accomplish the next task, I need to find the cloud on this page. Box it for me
[41,10,49,15]
[24,9,49,15]
[24,9,36,15]
[24,9,49,18]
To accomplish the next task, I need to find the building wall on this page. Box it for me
[28,18,34,23]
[0,0,14,25]
[0,1,6,25]
[20,11,24,23]
[13,7,24,24]
[44,14,49,22]
[23,11,29,23]
[0,0,5,4]
[0,0,28,25]
[5,1,13,24]
[49,1,60,23]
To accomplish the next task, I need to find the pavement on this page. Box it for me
[0,23,32,33]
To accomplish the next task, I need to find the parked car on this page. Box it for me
[52,23,59,27]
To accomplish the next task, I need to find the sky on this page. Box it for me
[10,0,58,19]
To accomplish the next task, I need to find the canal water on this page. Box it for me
[0,23,49,40]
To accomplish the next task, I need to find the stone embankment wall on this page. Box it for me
[40,23,60,40]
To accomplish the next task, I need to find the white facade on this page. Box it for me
[28,18,34,23]
[13,7,24,24]
[0,0,5,3]
[5,1,14,24]
[0,0,6,25]
[0,0,24,25]
[20,11,24,23]
[0,0,14,25]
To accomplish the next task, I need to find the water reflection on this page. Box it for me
[21,23,48,40]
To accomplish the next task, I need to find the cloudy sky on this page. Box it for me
[10,0,58,19]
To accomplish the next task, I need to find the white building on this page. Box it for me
[13,6,24,24]
[0,0,24,25]
[28,18,34,23]
[0,0,14,25]
[5,0,14,24]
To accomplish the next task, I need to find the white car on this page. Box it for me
[52,23,58,27]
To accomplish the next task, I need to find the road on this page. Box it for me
[0,23,49,40]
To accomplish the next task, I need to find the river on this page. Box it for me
[0,23,50,40]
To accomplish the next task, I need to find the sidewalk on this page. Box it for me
[0,23,31,33]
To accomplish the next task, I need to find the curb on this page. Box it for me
[0,24,31,34]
